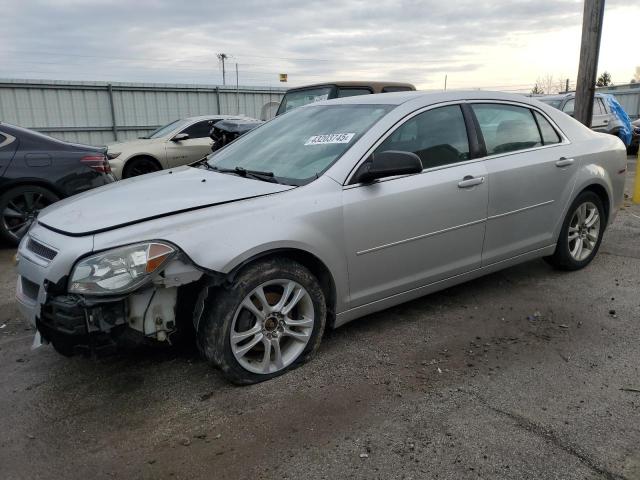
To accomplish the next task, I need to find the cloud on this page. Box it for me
[0,0,633,88]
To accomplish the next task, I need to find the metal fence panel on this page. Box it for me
[598,83,640,120]
[0,79,286,145]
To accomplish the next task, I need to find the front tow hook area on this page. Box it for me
[37,295,127,357]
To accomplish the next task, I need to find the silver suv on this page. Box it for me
[537,93,625,138]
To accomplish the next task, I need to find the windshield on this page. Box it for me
[146,119,187,139]
[206,104,392,185]
[276,87,334,115]
[538,98,563,109]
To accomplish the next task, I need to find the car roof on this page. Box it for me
[534,92,605,101]
[309,90,550,107]
[182,114,246,122]
[285,81,415,91]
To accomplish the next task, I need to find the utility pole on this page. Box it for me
[235,63,240,115]
[217,53,228,85]
[444,74,447,91]
[574,0,605,127]
[565,78,570,93]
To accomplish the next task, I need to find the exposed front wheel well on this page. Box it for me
[230,249,338,328]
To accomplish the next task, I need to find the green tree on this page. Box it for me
[596,71,612,87]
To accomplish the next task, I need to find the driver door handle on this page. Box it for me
[555,157,574,167]
[458,175,485,188]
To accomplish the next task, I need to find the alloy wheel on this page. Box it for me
[230,279,315,374]
[1,191,55,242]
[568,201,600,261]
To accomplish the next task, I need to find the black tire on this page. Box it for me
[196,258,326,385]
[545,190,606,271]
[0,185,59,245]
[122,156,161,178]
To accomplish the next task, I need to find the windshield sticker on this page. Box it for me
[305,133,356,146]
[311,94,329,102]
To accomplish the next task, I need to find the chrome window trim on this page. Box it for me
[0,132,17,149]
[344,99,570,188]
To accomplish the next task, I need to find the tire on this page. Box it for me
[122,157,161,178]
[196,258,326,385]
[545,191,606,271]
[0,185,60,245]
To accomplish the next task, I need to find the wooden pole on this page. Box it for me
[574,0,605,127]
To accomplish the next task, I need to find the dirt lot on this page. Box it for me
[1,158,639,480]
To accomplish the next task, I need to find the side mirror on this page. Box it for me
[171,133,189,142]
[353,150,423,184]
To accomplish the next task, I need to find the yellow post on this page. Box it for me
[634,150,640,204]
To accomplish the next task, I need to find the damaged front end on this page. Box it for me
[36,243,208,357]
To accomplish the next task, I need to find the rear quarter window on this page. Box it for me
[533,111,561,145]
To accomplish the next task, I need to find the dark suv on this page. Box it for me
[276,81,416,116]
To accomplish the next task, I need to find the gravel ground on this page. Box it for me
[0,157,639,480]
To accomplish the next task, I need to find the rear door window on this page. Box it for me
[472,104,542,155]
[533,111,561,145]
[562,99,575,115]
[375,105,470,169]
[337,88,372,98]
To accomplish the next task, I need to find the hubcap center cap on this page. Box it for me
[264,314,282,332]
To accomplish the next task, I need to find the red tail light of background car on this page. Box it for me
[81,154,112,174]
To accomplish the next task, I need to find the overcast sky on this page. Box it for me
[0,0,637,91]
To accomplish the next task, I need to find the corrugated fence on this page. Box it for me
[0,79,286,145]
[598,83,640,121]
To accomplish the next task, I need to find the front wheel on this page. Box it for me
[196,258,326,384]
[545,191,606,270]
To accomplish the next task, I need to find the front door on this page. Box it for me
[471,103,577,265]
[165,120,214,168]
[343,104,488,308]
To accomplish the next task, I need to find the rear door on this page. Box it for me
[471,102,576,265]
[165,120,214,167]
[591,97,610,132]
[343,104,488,307]
[0,131,19,176]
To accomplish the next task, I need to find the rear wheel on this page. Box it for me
[122,157,161,178]
[545,191,606,270]
[196,258,326,384]
[0,185,59,245]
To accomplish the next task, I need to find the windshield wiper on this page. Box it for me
[209,165,279,183]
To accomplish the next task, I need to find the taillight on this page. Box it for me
[81,154,112,174]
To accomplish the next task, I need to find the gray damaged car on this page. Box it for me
[15,91,626,384]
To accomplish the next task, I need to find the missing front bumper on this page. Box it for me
[37,295,128,356]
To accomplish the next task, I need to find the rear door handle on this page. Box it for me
[555,158,574,167]
[458,175,485,188]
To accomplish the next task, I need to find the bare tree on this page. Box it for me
[535,74,564,95]
[531,82,544,95]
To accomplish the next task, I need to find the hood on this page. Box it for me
[107,138,157,151]
[38,166,294,236]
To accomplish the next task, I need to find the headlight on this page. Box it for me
[69,242,175,295]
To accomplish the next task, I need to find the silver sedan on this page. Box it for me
[15,91,626,384]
